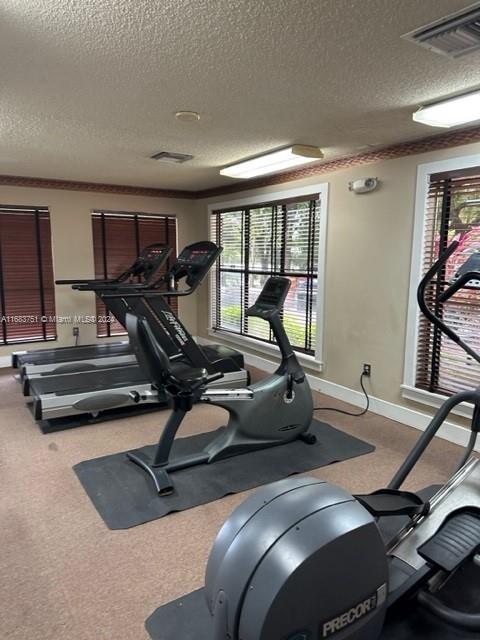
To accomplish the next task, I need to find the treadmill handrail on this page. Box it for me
[56,277,120,286]
[55,243,172,290]
[73,280,166,292]
[103,288,193,299]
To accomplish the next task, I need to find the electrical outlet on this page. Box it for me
[363,363,372,377]
[72,327,79,337]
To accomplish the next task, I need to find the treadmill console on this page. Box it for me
[169,241,223,290]
[68,242,172,291]
[451,252,480,289]
[129,243,172,284]
[133,244,173,282]
[247,277,290,318]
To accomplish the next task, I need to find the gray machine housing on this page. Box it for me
[123,275,317,496]
[202,370,313,460]
[205,477,388,640]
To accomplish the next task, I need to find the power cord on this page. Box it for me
[314,372,370,417]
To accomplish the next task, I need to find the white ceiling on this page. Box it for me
[1,0,480,191]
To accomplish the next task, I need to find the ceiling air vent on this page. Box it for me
[150,151,194,163]
[403,3,480,58]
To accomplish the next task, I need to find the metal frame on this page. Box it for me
[34,369,248,420]
[22,353,137,381]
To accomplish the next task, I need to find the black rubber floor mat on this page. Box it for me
[74,419,374,529]
[146,579,479,640]
[146,589,207,640]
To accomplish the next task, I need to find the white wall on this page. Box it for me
[195,140,480,445]
[3,140,480,448]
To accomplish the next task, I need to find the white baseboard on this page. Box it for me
[312,375,476,452]
[198,335,477,452]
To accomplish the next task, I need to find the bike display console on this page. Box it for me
[247,276,290,319]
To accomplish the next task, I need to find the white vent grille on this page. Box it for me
[150,151,193,163]
[403,4,480,58]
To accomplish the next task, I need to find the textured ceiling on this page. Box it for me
[1,0,480,191]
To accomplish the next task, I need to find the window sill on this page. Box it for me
[401,384,474,419]
[207,329,324,372]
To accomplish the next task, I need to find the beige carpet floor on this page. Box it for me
[0,366,468,640]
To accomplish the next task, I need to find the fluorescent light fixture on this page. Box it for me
[413,90,480,128]
[220,145,323,179]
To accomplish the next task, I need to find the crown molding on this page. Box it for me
[2,125,480,201]
[0,174,196,199]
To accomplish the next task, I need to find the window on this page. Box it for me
[0,205,56,344]
[415,167,480,396]
[210,191,324,356]
[92,211,177,337]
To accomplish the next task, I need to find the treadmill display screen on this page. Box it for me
[178,243,219,266]
[184,249,210,264]
[145,247,170,260]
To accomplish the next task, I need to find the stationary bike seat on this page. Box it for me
[169,360,208,387]
[202,344,245,370]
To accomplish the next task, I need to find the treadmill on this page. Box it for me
[13,243,173,378]
[27,242,248,429]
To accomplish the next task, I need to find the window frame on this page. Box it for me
[0,204,57,345]
[207,182,329,370]
[91,210,177,338]
[403,152,480,418]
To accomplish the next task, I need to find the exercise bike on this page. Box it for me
[145,240,480,640]
[124,275,316,496]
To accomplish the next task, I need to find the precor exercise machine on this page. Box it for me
[28,242,248,425]
[205,241,480,639]
[123,275,316,495]
[12,243,173,379]
[147,240,480,640]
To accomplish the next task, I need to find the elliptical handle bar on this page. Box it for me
[388,388,480,491]
[417,240,480,366]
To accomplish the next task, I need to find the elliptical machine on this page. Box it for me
[147,240,480,640]
[124,275,316,496]
[203,240,480,640]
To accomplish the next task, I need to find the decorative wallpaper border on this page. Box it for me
[0,175,196,199]
[2,125,480,200]
[197,124,480,199]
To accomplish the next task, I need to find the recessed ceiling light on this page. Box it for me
[220,145,323,179]
[175,110,200,122]
[413,90,480,128]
